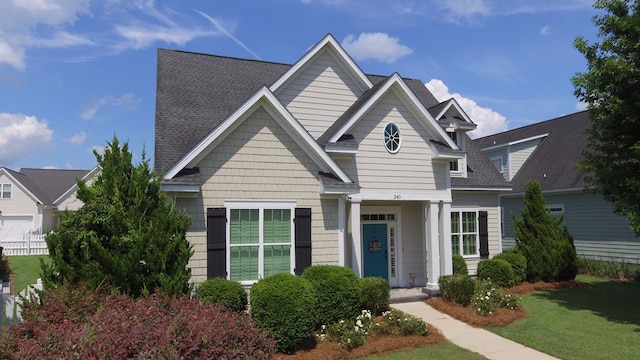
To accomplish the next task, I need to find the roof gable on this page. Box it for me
[319,73,458,149]
[431,98,477,131]
[474,110,591,192]
[0,167,92,206]
[163,86,353,184]
[270,34,372,94]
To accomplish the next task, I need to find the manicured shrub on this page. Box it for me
[302,265,361,326]
[493,252,527,285]
[513,181,578,282]
[452,254,468,275]
[477,258,515,287]
[196,277,247,312]
[250,273,318,354]
[0,283,276,359]
[359,277,390,315]
[438,274,475,306]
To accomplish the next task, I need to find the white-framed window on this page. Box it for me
[546,204,564,216]
[451,210,479,257]
[0,184,11,199]
[490,156,504,173]
[226,202,294,284]
[446,131,458,144]
[449,160,460,172]
[383,123,401,153]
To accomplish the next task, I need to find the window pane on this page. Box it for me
[451,212,460,233]
[1,184,11,199]
[230,246,259,281]
[462,212,476,233]
[230,209,259,244]
[264,209,291,244]
[263,245,291,277]
[449,161,459,171]
[451,235,460,255]
[463,234,477,255]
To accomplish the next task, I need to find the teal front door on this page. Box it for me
[362,223,388,280]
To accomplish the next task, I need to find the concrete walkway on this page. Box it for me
[392,301,560,360]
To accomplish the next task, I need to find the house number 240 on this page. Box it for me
[393,194,401,200]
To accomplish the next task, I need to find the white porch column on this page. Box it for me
[439,201,453,276]
[425,201,440,292]
[338,196,346,266]
[350,199,362,277]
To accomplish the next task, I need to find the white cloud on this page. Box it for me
[114,24,214,50]
[69,131,87,144]
[436,0,490,21]
[90,145,105,156]
[540,25,551,35]
[0,113,54,164]
[426,79,508,138]
[342,33,413,63]
[575,101,588,111]
[82,92,141,120]
[0,0,90,69]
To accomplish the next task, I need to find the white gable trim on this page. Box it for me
[53,165,101,206]
[433,99,477,130]
[164,86,353,184]
[327,73,459,149]
[270,34,372,93]
[480,133,549,152]
[0,167,43,204]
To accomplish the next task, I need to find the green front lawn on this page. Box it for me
[7,255,49,293]
[488,275,640,360]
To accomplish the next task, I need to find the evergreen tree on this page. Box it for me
[42,137,193,297]
[513,181,578,282]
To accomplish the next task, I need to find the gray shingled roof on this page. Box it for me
[473,110,591,192]
[3,167,90,205]
[452,134,511,189]
[155,48,508,189]
[154,49,290,174]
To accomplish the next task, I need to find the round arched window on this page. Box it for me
[383,123,401,153]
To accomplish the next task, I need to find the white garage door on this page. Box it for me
[0,216,34,240]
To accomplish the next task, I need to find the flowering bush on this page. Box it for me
[321,310,373,350]
[472,280,521,316]
[375,309,428,336]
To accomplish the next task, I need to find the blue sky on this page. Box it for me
[0,0,599,170]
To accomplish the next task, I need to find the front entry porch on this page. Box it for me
[343,196,453,291]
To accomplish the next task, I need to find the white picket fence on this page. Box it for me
[1,279,43,327]
[0,233,49,256]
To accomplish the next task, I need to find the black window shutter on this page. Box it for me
[294,208,312,275]
[479,211,489,259]
[207,207,227,278]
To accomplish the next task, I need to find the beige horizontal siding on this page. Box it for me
[347,91,443,193]
[175,106,339,284]
[276,49,363,139]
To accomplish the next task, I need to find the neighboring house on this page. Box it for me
[474,110,639,263]
[154,34,510,291]
[0,166,100,247]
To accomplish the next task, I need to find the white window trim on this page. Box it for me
[0,183,12,199]
[490,156,504,174]
[450,208,480,258]
[224,201,296,285]
[383,123,401,154]
[546,204,565,216]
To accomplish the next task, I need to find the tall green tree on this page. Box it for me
[573,0,640,235]
[513,181,578,282]
[42,137,193,297]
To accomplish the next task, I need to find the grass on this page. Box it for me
[7,255,49,293]
[488,275,640,360]
[365,343,487,360]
